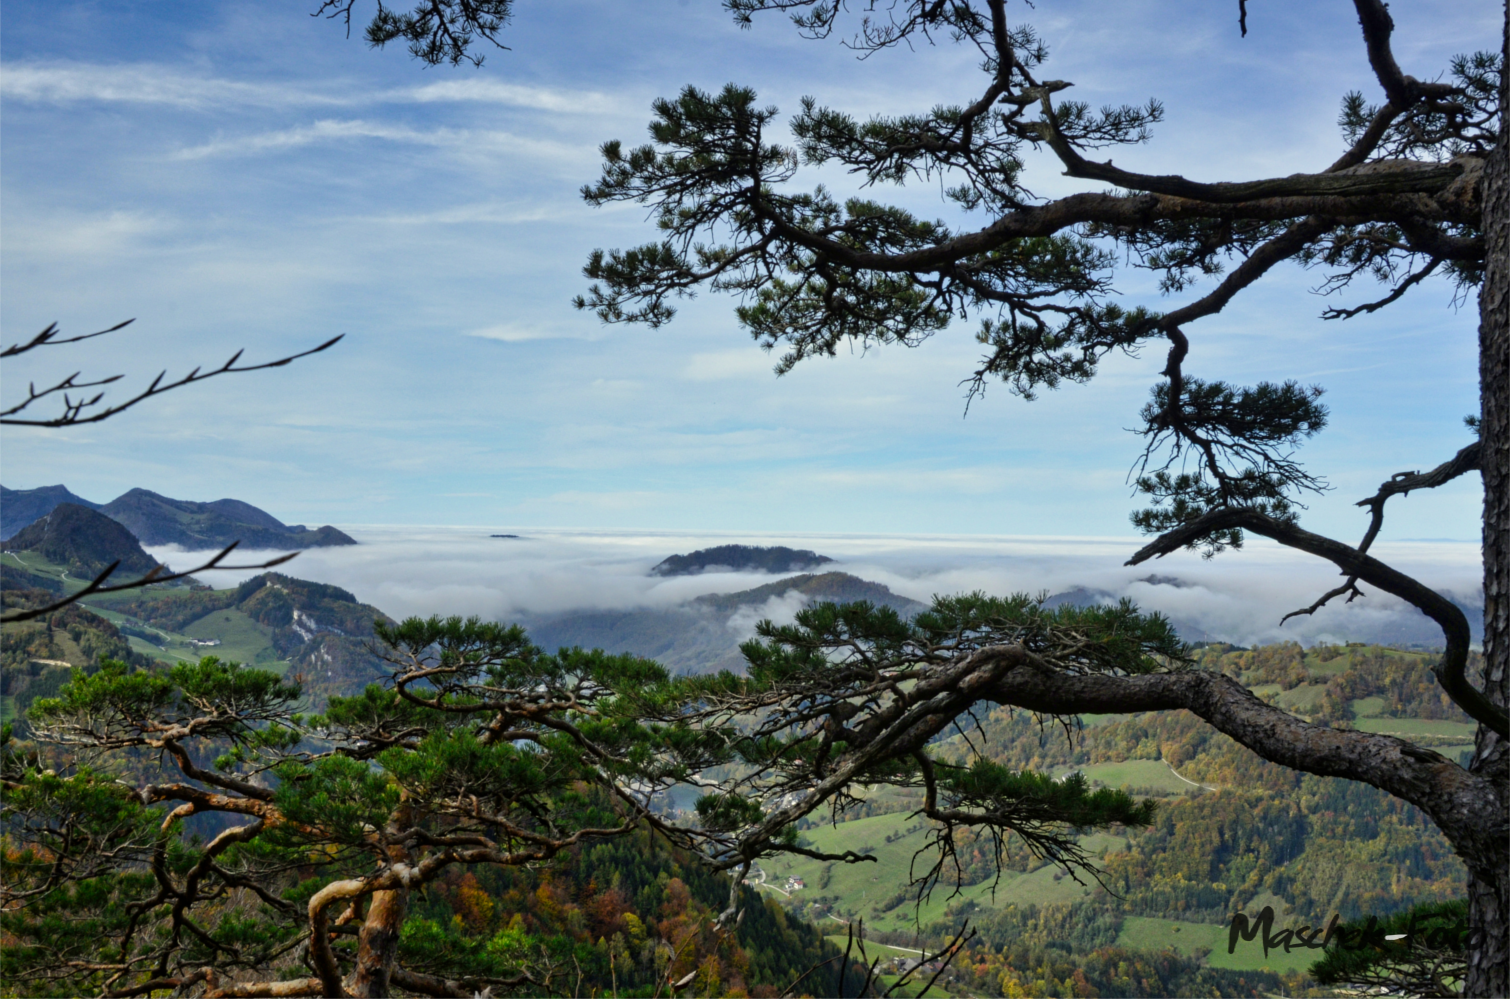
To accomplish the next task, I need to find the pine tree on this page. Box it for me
[572,2,1508,993]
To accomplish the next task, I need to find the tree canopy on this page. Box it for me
[2,596,1187,997]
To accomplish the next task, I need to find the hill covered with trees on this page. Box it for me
[651,545,835,577]
[1,503,161,581]
[523,571,924,675]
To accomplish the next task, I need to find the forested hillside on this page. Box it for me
[0,595,155,723]
[400,790,856,997]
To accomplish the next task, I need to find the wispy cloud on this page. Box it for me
[355,200,582,226]
[465,324,588,343]
[396,78,621,114]
[2,62,617,114]
[1,63,343,109]
[169,119,588,161]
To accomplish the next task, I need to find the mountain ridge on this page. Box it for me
[524,571,924,675]
[100,488,358,550]
[0,485,102,540]
[0,484,357,550]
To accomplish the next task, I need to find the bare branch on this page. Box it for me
[1,319,135,358]
[1322,257,1440,318]
[1127,505,1506,737]
[1280,440,1480,622]
[1,543,300,623]
[2,329,344,427]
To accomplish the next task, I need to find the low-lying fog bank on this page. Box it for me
[147,526,1484,651]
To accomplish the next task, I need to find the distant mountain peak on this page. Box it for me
[650,544,834,577]
[0,484,102,540]
[692,571,924,616]
[2,485,356,550]
[100,490,357,550]
[1,502,160,581]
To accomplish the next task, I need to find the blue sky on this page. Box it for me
[1,0,1495,547]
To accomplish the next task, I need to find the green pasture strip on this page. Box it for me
[179,608,280,667]
[1303,645,1433,676]
[2,550,74,588]
[1352,717,1478,739]
[1273,683,1326,713]
[1065,759,1204,796]
[872,972,954,998]
[1441,744,1476,766]
[80,602,288,673]
[125,636,177,663]
[1350,696,1387,717]
[822,934,926,958]
[769,811,1100,935]
[1117,915,1319,973]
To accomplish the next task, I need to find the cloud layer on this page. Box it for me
[148,527,1483,651]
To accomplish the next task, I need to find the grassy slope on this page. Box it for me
[81,595,288,673]
[759,812,1099,935]
[1351,716,1478,738]
[772,808,1337,975]
[3,549,70,581]
[1063,759,1207,794]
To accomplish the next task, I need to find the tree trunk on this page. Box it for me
[1466,8,1510,995]
[350,887,409,998]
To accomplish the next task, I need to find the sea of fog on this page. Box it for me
[144,526,1484,650]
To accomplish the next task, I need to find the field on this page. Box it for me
[75,602,289,672]
[1351,716,1479,739]
[1065,759,1211,795]
[2,567,292,676]
[762,807,1332,974]
[756,812,1099,934]
[748,646,1476,985]
[2,549,71,581]
[821,936,953,998]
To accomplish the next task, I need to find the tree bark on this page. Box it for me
[350,887,409,998]
[1466,6,1510,995]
